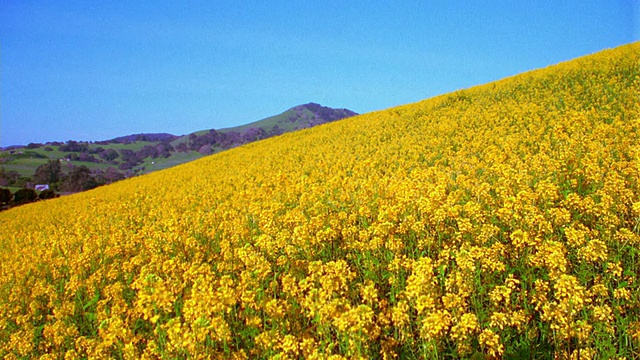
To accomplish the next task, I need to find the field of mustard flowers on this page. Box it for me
[1,42,639,359]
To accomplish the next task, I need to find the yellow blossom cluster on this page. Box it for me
[0,42,639,358]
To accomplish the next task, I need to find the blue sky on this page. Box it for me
[1,1,638,147]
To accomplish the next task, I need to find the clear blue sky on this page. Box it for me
[1,1,638,147]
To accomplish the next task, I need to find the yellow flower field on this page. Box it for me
[1,42,639,359]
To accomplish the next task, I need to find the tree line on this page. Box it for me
[0,187,58,210]
[0,159,128,211]
[1,160,124,191]
[0,126,287,211]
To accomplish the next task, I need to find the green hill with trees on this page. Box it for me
[0,103,356,208]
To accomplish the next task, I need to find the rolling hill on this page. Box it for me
[218,102,358,134]
[0,42,638,358]
[0,103,357,190]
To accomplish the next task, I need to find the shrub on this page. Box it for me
[13,188,38,205]
[38,189,58,200]
[0,188,12,205]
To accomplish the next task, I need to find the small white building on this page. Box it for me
[35,184,50,191]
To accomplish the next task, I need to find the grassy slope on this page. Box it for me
[0,156,48,177]
[218,107,314,133]
[0,43,638,359]
[169,132,206,148]
[0,141,159,176]
[167,105,334,163]
[3,106,353,178]
[139,151,203,173]
[169,106,314,147]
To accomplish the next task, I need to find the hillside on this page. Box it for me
[0,42,639,359]
[218,102,358,134]
[168,103,357,155]
[0,103,356,192]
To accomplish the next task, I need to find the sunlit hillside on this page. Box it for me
[1,42,639,359]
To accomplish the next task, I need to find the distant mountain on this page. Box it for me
[170,103,358,151]
[0,103,357,191]
[220,102,358,134]
[98,103,356,148]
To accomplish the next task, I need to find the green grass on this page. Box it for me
[90,141,155,152]
[1,141,161,178]
[2,106,347,181]
[170,131,209,147]
[2,158,118,179]
[64,161,114,171]
[26,148,68,159]
[168,106,318,149]
[1,158,51,177]
[218,107,317,134]
[138,151,205,173]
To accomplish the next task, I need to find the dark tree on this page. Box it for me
[13,188,38,205]
[89,146,104,155]
[157,142,174,158]
[198,144,213,155]
[99,148,120,161]
[104,167,125,183]
[38,189,58,200]
[139,145,159,159]
[270,125,284,136]
[77,153,98,163]
[241,127,267,142]
[221,131,242,148]
[118,162,133,171]
[34,159,62,185]
[59,140,89,152]
[0,168,20,187]
[175,142,188,153]
[0,188,12,205]
[61,166,98,193]
[119,149,137,162]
